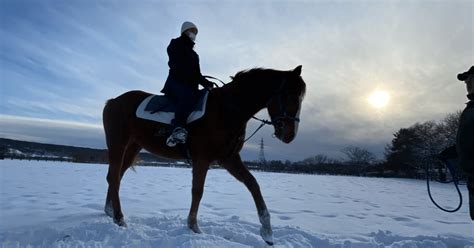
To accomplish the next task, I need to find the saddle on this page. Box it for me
[136,90,209,124]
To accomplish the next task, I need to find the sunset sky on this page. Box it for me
[1,0,472,161]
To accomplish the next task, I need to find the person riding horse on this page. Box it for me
[161,21,214,147]
[456,66,474,220]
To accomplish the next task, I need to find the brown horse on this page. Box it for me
[102,65,306,245]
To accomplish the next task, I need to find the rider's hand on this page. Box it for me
[206,79,215,87]
[206,80,216,90]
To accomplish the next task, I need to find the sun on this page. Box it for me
[368,90,390,109]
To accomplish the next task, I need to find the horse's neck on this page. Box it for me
[220,81,273,125]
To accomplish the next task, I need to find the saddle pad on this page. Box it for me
[136,91,209,124]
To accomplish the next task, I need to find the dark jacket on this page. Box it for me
[161,34,212,94]
[457,94,474,175]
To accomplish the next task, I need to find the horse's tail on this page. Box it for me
[103,99,113,147]
[102,98,115,130]
[102,98,124,150]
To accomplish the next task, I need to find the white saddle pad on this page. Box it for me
[136,91,209,124]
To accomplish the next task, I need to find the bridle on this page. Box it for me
[268,79,301,125]
[247,79,301,142]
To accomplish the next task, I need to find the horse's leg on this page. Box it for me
[220,155,274,245]
[105,142,128,226]
[187,159,210,233]
[105,143,141,219]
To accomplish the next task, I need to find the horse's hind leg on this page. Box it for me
[105,143,127,226]
[105,143,141,220]
[219,155,274,245]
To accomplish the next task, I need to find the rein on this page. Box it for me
[204,75,226,87]
[426,156,463,213]
[244,117,273,142]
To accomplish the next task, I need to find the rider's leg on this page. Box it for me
[172,89,198,127]
[165,83,198,146]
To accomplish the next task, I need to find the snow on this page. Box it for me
[0,160,472,247]
[6,149,23,155]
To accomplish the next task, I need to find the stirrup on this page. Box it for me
[166,127,188,147]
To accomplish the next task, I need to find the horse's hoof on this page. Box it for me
[188,223,202,234]
[260,226,274,246]
[104,203,113,218]
[114,217,127,227]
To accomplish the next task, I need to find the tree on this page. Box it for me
[385,126,423,177]
[437,110,461,147]
[384,111,462,179]
[299,154,330,165]
[340,146,376,165]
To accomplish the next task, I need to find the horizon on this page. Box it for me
[1,1,472,161]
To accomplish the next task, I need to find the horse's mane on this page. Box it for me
[226,68,287,94]
[222,67,306,102]
[230,68,281,82]
[227,67,306,96]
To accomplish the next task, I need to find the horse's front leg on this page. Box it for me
[187,159,210,233]
[219,155,274,245]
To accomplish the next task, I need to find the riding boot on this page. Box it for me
[166,127,188,147]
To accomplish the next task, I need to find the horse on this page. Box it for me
[102,65,306,245]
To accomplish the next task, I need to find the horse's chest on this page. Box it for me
[217,131,245,157]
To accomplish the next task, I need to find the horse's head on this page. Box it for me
[266,65,306,144]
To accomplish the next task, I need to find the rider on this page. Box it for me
[456,65,474,220]
[161,21,213,147]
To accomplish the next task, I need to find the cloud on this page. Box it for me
[1,1,472,161]
[0,115,105,149]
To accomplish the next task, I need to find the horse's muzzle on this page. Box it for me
[274,121,296,144]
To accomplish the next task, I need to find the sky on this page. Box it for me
[0,0,473,161]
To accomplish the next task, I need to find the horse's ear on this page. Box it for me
[293,65,302,76]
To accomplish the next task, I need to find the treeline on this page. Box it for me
[247,159,383,177]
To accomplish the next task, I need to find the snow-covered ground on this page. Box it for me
[0,160,472,247]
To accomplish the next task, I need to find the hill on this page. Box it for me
[0,138,177,166]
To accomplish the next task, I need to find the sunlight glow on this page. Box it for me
[368,90,390,109]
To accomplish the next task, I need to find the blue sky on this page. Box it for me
[0,0,472,161]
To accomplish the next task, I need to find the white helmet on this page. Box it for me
[181,21,198,34]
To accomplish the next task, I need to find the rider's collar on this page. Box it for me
[468,93,474,101]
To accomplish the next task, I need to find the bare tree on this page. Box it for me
[384,111,462,178]
[438,110,462,146]
[341,146,376,165]
[299,154,330,165]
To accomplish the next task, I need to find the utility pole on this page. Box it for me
[258,137,266,165]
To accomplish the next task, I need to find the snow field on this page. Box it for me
[0,160,472,247]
